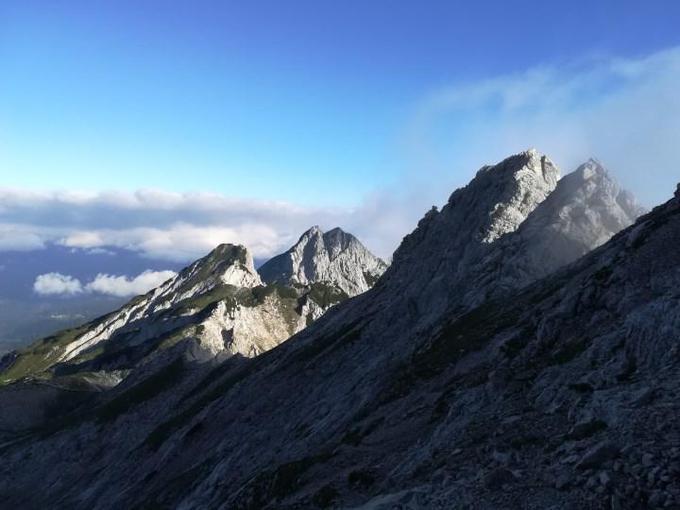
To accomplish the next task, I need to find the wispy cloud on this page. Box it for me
[405,47,680,208]
[33,270,177,297]
[4,47,680,263]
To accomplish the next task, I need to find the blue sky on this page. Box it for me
[2,1,679,207]
[1,1,680,263]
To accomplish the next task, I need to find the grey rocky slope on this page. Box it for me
[259,226,388,296]
[0,230,385,391]
[2,151,671,510]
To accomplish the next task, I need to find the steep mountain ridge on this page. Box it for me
[0,230,386,388]
[0,151,666,510]
[259,226,388,296]
[374,149,561,331]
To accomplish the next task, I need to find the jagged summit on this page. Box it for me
[50,243,264,364]
[465,158,644,305]
[381,150,560,325]
[164,243,262,300]
[393,149,559,266]
[258,225,388,296]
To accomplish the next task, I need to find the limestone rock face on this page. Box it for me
[258,226,388,296]
[375,149,562,330]
[58,245,264,363]
[2,151,673,510]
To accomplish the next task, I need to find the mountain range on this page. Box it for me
[0,226,386,389]
[1,150,678,510]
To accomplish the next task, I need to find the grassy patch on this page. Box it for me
[172,284,241,315]
[411,300,520,378]
[171,283,299,318]
[305,283,349,309]
[0,324,91,384]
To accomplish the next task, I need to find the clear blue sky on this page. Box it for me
[1,0,679,206]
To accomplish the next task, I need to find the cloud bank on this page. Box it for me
[33,270,177,297]
[4,46,680,263]
[0,188,406,261]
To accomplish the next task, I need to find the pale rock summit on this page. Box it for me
[258,226,388,296]
[55,244,262,363]
[466,158,644,304]
[475,148,561,243]
[380,149,561,326]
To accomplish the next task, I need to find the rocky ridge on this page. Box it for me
[0,231,386,391]
[0,151,671,510]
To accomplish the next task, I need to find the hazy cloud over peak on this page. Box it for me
[406,46,680,208]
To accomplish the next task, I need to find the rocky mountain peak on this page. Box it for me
[170,243,262,297]
[382,152,647,331]
[299,225,323,240]
[258,226,388,296]
[322,227,357,256]
[562,159,645,223]
[464,159,644,305]
[389,150,559,286]
[472,149,560,243]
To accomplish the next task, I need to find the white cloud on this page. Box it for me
[84,270,177,297]
[33,270,177,297]
[33,273,83,296]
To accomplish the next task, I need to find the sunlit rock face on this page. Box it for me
[258,225,388,297]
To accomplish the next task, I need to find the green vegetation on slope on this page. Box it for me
[0,324,92,385]
[306,282,349,309]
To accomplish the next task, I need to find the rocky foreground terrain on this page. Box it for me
[1,150,677,510]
